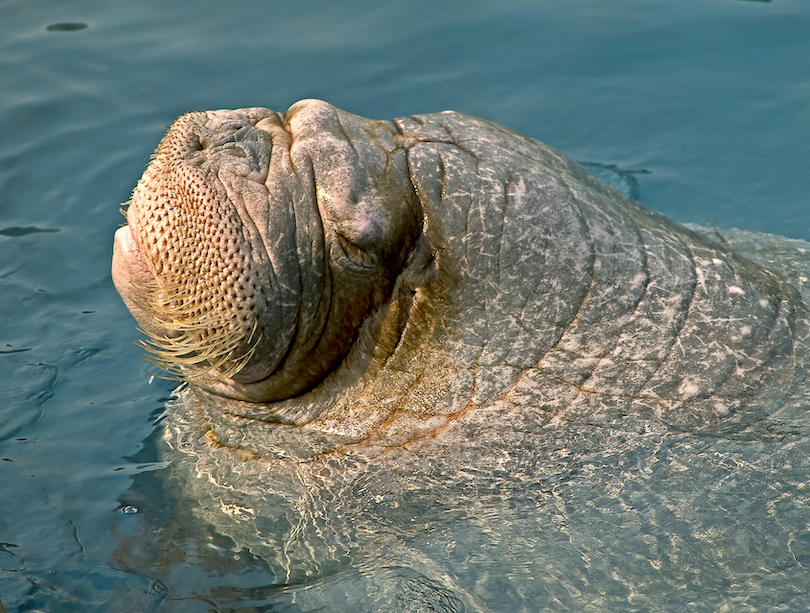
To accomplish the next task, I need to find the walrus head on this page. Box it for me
[112,100,424,403]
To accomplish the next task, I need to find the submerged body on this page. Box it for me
[112,101,810,609]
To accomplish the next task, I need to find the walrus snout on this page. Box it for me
[113,101,425,403]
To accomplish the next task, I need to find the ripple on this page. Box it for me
[0,226,60,238]
[46,22,88,32]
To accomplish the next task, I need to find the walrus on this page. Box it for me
[112,100,810,609]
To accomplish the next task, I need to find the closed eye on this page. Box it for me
[336,232,375,268]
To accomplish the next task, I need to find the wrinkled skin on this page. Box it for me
[112,101,810,610]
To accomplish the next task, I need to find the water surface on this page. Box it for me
[1,0,809,610]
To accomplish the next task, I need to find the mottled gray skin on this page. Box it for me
[113,101,810,610]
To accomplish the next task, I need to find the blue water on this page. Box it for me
[1,0,809,610]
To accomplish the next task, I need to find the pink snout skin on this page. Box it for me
[112,224,163,337]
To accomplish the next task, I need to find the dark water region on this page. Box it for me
[1,0,810,610]
[45,23,89,32]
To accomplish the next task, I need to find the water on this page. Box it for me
[1,0,809,610]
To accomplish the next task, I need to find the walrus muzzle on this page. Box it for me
[113,101,423,403]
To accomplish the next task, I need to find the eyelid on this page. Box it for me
[336,231,375,268]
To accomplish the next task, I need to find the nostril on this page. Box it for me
[185,130,205,153]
